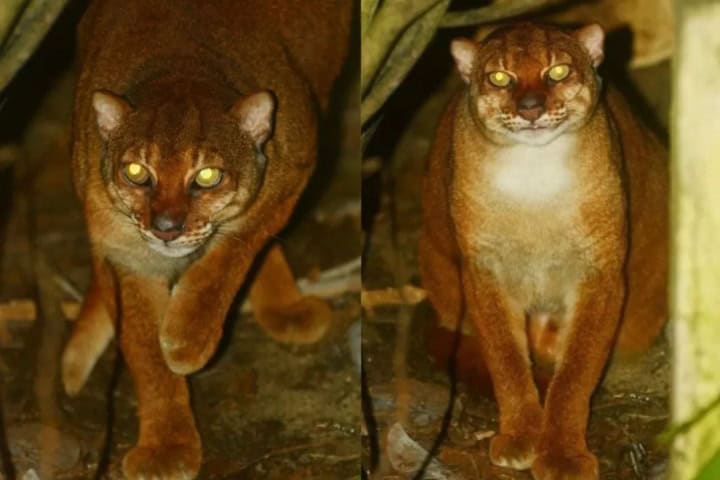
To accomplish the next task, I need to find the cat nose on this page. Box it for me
[517,93,546,122]
[151,214,185,241]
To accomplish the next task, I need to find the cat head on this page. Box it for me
[451,23,604,146]
[92,86,274,258]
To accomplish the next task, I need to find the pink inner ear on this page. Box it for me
[450,39,478,83]
[574,24,605,67]
[92,91,132,138]
[231,91,276,147]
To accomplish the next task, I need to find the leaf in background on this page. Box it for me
[695,449,720,480]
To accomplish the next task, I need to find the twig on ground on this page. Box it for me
[0,299,36,322]
[52,273,82,301]
[361,285,427,317]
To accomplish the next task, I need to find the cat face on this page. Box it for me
[92,89,274,258]
[452,23,604,146]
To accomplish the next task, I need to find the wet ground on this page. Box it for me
[362,28,671,480]
[0,10,361,479]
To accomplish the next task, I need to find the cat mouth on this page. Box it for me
[146,240,202,258]
[139,226,213,258]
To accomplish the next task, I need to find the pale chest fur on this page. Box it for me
[490,137,576,203]
[454,134,596,315]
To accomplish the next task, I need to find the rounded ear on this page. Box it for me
[451,38,479,84]
[574,24,605,67]
[92,90,133,140]
[230,91,276,147]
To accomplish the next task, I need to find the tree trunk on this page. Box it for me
[671,1,720,478]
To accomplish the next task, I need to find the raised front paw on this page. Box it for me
[254,295,332,344]
[159,320,222,375]
[159,298,225,375]
[122,443,201,480]
[490,433,537,470]
[531,450,599,480]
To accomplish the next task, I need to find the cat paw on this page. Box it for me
[122,443,201,480]
[490,433,537,470]
[159,328,220,375]
[61,343,92,396]
[159,297,225,375]
[254,295,332,344]
[531,451,599,480]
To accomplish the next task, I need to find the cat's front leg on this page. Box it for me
[118,272,201,480]
[462,264,543,470]
[160,234,266,374]
[531,270,625,480]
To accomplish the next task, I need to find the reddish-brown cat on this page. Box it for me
[419,23,667,479]
[61,0,350,478]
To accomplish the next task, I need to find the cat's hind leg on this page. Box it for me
[249,242,332,344]
[62,258,116,396]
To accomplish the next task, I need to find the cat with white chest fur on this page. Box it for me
[420,22,668,480]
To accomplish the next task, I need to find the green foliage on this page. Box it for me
[695,449,720,480]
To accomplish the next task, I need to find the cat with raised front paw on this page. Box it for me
[61,0,351,478]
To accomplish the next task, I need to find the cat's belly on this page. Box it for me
[475,234,588,315]
[469,202,592,319]
[472,222,592,363]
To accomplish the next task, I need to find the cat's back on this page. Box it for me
[77,0,350,104]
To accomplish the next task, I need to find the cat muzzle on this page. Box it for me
[151,214,186,242]
[517,93,546,122]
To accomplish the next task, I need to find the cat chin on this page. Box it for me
[146,241,201,258]
[503,124,572,146]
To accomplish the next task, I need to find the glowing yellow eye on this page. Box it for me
[123,163,150,185]
[548,64,571,82]
[488,71,512,87]
[195,167,223,188]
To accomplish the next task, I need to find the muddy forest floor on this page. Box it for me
[362,28,672,480]
[0,7,362,479]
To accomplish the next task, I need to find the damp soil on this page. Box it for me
[362,30,671,480]
[0,19,361,480]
